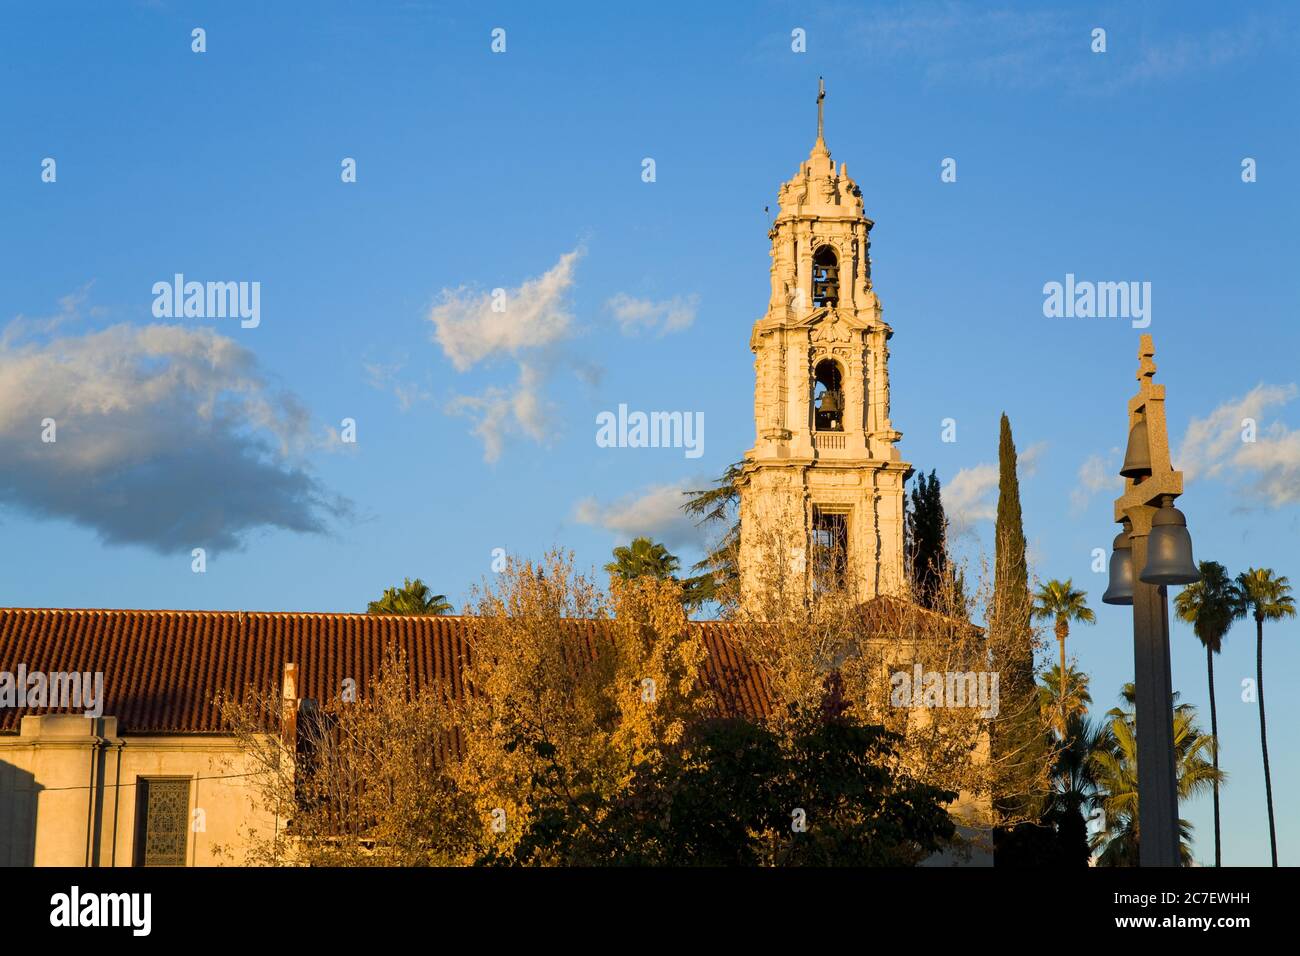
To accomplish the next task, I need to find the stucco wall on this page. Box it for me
[0,715,275,867]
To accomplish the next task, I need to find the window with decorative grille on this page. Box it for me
[811,506,849,591]
[134,777,191,867]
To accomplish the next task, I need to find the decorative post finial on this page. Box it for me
[1137,332,1157,388]
[817,77,826,141]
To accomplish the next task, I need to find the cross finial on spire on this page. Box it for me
[817,77,826,142]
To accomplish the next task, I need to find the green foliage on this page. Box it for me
[1032,579,1095,636]
[605,537,681,581]
[994,413,1028,610]
[905,470,950,609]
[366,578,452,615]
[1037,663,1092,730]
[1044,712,1104,866]
[604,536,717,612]
[1174,561,1238,655]
[1233,567,1296,625]
[681,460,744,604]
[497,678,957,866]
[1090,683,1225,866]
[1174,559,1237,865]
[1033,579,1095,738]
[990,413,1050,861]
[1232,566,1294,867]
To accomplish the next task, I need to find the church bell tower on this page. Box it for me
[737,80,911,606]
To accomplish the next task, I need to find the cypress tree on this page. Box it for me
[990,413,1053,864]
[994,417,1027,605]
[905,470,947,609]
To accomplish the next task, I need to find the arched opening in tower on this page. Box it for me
[811,245,839,309]
[813,359,844,432]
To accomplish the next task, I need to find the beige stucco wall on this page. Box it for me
[0,715,274,867]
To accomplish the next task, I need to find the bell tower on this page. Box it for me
[737,80,911,607]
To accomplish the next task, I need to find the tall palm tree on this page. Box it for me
[1173,560,1238,867]
[1090,683,1225,866]
[1233,567,1296,867]
[605,537,681,582]
[1032,580,1096,737]
[366,578,453,615]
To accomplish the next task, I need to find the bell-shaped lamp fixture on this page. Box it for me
[1119,417,1153,480]
[1101,528,1135,605]
[1139,499,1201,585]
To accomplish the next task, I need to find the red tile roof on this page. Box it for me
[0,609,773,735]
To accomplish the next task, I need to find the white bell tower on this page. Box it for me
[737,80,911,606]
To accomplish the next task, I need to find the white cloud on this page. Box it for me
[363,360,431,412]
[573,481,705,553]
[423,249,592,461]
[1019,440,1047,477]
[1177,384,1300,507]
[1070,449,1121,513]
[944,437,1044,534]
[606,292,698,336]
[944,463,999,536]
[428,250,581,372]
[447,363,550,464]
[0,311,350,554]
[0,285,104,348]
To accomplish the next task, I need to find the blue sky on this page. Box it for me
[1,1,1297,865]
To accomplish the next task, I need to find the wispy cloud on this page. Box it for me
[1070,448,1121,513]
[363,360,431,411]
[1177,383,1300,507]
[447,363,550,464]
[573,481,705,553]
[944,439,1045,534]
[840,3,1284,93]
[0,304,350,554]
[424,248,590,462]
[1019,440,1047,478]
[945,462,999,535]
[606,292,698,336]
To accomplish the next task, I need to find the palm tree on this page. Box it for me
[604,537,719,613]
[1032,580,1096,737]
[682,461,744,600]
[1045,712,1104,866]
[1173,560,1238,867]
[1090,683,1225,865]
[1233,567,1296,867]
[605,537,681,581]
[1037,663,1092,736]
[366,578,453,615]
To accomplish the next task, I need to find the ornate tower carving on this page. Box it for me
[737,80,911,606]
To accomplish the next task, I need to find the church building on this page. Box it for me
[0,84,986,868]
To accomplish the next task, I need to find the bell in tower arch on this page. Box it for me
[812,245,839,308]
[813,359,844,432]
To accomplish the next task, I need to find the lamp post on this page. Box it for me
[1101,334,1200,867]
